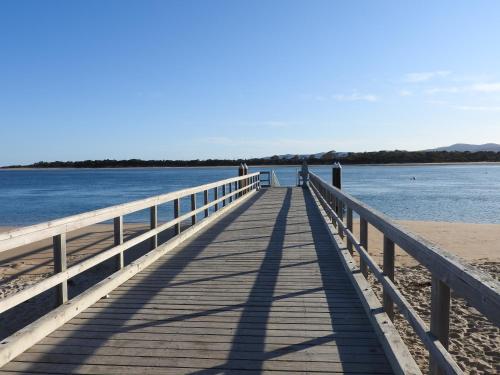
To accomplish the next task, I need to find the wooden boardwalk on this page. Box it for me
[0,188,394,374]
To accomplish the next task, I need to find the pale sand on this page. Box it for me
[347,220,499,374]
[0,220,499,373]
[351,220,500,267]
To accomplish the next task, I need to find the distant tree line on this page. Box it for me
[3,150,500,169]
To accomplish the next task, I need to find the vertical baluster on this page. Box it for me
[174,198,180,235]
[229,181,233,203]
[429,278,451,375]
[338,198,344,239]
[360,218,368,277]
[53,233,68,305]
[203,190,209,217]
[190,193,196,225]
[347,208,353,255]
[222,184,226,207]
[238,164,244,197]
[150,205,158,249]
[214,187,219,211]
[114,216,124,270]
[383,235,395,320]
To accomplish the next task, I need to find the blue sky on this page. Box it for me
[1,0,500,165]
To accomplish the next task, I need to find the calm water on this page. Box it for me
[0,164,499,226]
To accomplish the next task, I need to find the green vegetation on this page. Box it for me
[3,150,500,168]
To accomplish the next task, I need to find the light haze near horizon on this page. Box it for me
[1,0,500,165]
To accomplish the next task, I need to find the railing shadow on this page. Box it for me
[20,190,263,373]
[188,187,292,374]
[302,187,392,374]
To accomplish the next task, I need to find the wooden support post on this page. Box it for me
[190,193,196,225]
[430,277,451,375]
[52,233,68,305]
[338,199,344,222]
[113,216,124,270]
[332,163,342,216]
[222,184,226,207]
[203,190,209,217]
[214,187,218,212]
[347,208,353,255]
[229,182,233,203]
[383,235,395,321]
[238,164,244,197]
[174,198,180,235]
[360,218,368,277]
[150,206,158,250]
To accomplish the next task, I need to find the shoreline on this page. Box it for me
[2,161,500,170]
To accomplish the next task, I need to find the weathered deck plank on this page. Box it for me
[1,188,395,374]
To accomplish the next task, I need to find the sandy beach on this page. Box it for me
[1,219,499,373]
[349,220,499,374]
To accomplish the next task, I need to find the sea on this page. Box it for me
[1,164,499,226]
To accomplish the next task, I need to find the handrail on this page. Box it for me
[0,173,260,316]
[271,170,280,187]
[0,173,259,252]
[308,171,500,375]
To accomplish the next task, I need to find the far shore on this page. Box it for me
[2,161,500,170]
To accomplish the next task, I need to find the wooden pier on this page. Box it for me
[0,167,498,374]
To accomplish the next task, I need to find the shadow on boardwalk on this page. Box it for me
[20,193,261,374]
[14,188,390,374]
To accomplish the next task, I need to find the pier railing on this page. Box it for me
[259,170,280,187]
[308,171,500,375]
[0,172,260,322]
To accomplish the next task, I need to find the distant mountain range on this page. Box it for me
[268,144,500,160]
[268,150,349,160]
[425,143,500,152]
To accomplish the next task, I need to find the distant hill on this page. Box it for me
[268,150,349,160]
[4,148,500,169]
[426,143,500,152]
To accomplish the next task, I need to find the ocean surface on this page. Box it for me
[0,164,499,226]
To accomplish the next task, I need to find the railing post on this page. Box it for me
[174,198,180,235]
[214,187,219,211]
[430,278,451,375]
[228,182,233,202]
[238,164,244,197]
[222,184,226,207]
[300,161,309,187]
[114,216,124,270]
[190,193,196,225]
[347,208,353,255]
[203,190,209,217]
[383,235,395,320]
[243,163,249,192]
[53,233,68,305]
[150,205,158,250]
[360,218,368,277]
[332,162,342,217]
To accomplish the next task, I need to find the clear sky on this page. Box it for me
[1,0,500,165]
